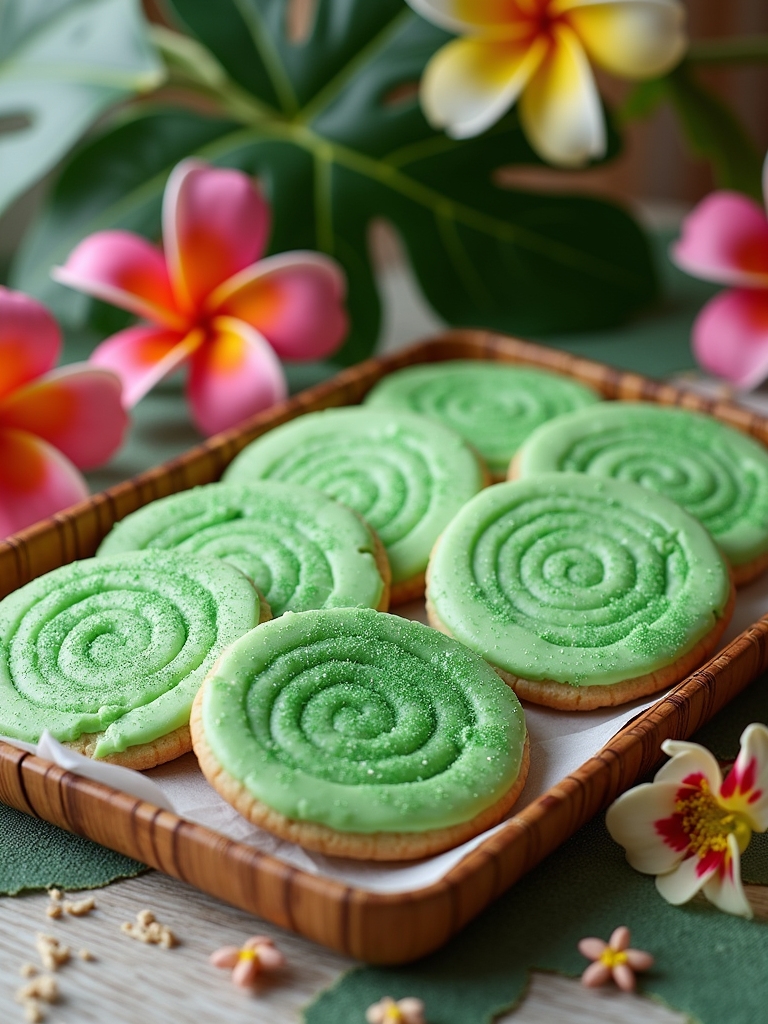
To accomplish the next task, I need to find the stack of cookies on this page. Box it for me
[2,358,766,861]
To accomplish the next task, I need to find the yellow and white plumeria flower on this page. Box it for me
[606,724,768,919]
[406,0,687,167]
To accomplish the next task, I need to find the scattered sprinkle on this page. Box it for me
[63,897,96,917]
[19,964,37,979]
[78,949,95,962]
[121,909,176,948]
[15,975,59,1023]
[35,934,70,972]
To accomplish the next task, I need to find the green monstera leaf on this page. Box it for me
[0,0,163,215]
[13,0,657,364]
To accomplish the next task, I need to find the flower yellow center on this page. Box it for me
[383,1008,404,1023]
[238,948,259,963]
[599,948,628,969]
[676,780,753,857]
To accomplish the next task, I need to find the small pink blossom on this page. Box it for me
[671,159,768,389]
[578,926,653,992]
[365,995,427,1024]
[209,935,285,988]
[0,286,128,539]
[53,159,349,437]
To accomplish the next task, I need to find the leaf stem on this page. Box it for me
[686,35,768,65]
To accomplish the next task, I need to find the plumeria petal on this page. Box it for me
[209,252,348,361]
[209,947,241,969]
[231,958,259,987]
[89,325,192,408]
[565,0,686,80]
[578,937,608,959]
[701,833,753,918]
[0,427,88,539]
[608,925,630,951]
[605,781,685,875]
[52,231,185,331]
[612,963,636,992]
[655,850,718,905]
[164,160,271,315]
[582,962,612,987]
[719,723,768,831]
[656,739,723,791]
[421,35,547,139]
[407,0,534,37]
[0,366,128,470]
[672,192,768,289]
[519,23,605,166]
[0,287,61,403]
[692,288,768,391]
[625,949,654,970]
[186,317,288,437]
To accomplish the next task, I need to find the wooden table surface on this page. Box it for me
[0,871,690,1024]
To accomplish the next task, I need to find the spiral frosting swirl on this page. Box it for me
[515,403,768,569]
[199,608,526,833]
[0,551,261,757]
[427,475,731,687]
[97,482,386,616]
[223,409,484,584]
[365,361,600,476]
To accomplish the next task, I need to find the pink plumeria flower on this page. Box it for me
[606,724,768,918]
[366,996,427,1024]
[672,158,768,389]
[578,925,653,992]
[209,935,285,988]
[0,286,127,539]
[53,159,348,437]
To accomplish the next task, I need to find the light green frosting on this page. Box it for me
[427,474,731,688]
[0,551,260,757]
[516,402,768,568]
[365,361,601,476]
[97,482,385,616]
[201,608,527,834]
[223,408,484,584]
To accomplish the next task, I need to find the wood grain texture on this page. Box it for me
[2,331,768,966]
[0,873,688,1024]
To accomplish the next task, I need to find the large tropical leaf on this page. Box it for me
[13,0,656,363]
[0,0,163,214]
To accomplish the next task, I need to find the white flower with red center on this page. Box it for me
[405,0,687,167]
[606,724,768,918]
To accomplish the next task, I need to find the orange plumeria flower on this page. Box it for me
[579,925,653,991]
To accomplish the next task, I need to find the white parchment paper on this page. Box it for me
[4,581,766,895]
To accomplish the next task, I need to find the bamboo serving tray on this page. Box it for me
[2,330,768,966]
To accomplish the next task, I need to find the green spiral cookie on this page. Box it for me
[223,409,484,587]
[515,402,768,573]
[97,482,387,616]
[196,608,527,839]
[427,475,731,690]
[365,361,601,477]
[0,551,261,758]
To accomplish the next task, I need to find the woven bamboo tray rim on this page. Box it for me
[2,329,768,965]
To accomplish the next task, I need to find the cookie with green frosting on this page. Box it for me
[512,402,768,585]
[191,608,529,860]
[0,550,268,768]
[222,408,486,603]
[426,475,734,711]
[365,360,601,478]
[97,481,390,616]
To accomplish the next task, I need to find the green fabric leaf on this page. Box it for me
[0,0,164,216]
[664,65,764,201]
[13,0,657,364]
[0,803,145,895]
